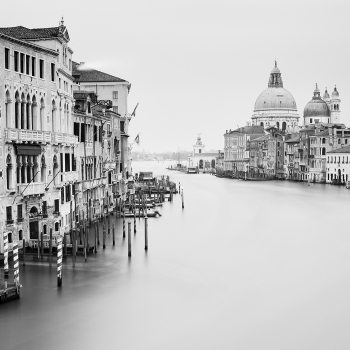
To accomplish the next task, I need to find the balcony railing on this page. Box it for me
[62,172,78,183]
[17,182,45,196]
[5,128,78,145]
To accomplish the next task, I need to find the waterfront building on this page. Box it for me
[284,135,300,181]
[247,126,284,179]
[188,135,216,172]
[72,91,122,224]
[224,126,265,177]
[251,62,299,132]
[0,20,78,252]
[326,145,350,184]
[72,62,132,181]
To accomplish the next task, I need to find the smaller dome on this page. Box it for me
[304,85,330,118]
[332,86,339,98]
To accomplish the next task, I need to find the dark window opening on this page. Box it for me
[94,125,97,141]
[20,53,25,73]
[14,51,19,72]
[39,59,44,79]
[74,123,80,137]
[60,153,63,173]
[19,230,23,241]
[51,63,55,81]
[120,121,125,133]
[65,153,70,172]
[65,185,71,202]
[54,199,59,213]
[72,154,76,171]
[17,204,23,221]
[31,57,36,76]
[8,232,13,244]
[61,187,64,204]
[5,48,10,69]
[81,124,86,142]
[6,206,13,223]
[42,201,47,217]
[26,55,30,74]
[55,222,59,231]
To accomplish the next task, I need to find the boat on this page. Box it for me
[187,167,198,174]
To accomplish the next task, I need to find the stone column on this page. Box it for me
[27,102,32,130]
[16,99,21,129]
[22,101,27,130]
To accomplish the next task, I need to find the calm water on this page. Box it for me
[1,161,350,350]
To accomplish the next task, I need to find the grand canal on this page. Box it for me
[1,161,350,350]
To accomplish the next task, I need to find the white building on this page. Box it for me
[326,145,350,184]
[251,62,299,133]
[188,135,216,172]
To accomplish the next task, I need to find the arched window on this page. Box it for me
[5,90,11,128]
[260,122,264,127]
[32,95,38,130]
[59,101,62,133]
[15,91,20,129]
[21,93,25,129]
[18,230,23,241]
[322,148,326,155]
[41,155,46,183]
[211,159,215,168]
[6,154,13,190]
[52,100,56,132]
[310,118,313,124]
[55,222,59,231]
[276,122,280,129]
[40,98,45,131]
[53,155,59,186]
[282,122,286,131]
[26,94,31,129]
[322,138,326,144]
[199,159,203,169]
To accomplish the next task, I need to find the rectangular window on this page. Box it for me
[42,201,48,217]
[6,206,12,223]
[61,187,64,204]
[32,57,36,76]
[60,153,63,173]
[72,154,76,171]
[5,48,10,69]
[94,125,97,141]
[113,106,118,114]
[39,59,44,78]
[81,123,86,142]
[65,185,71,202]
[112,91,118,99]
[120,121,125,133]
[26,55,30,75]
[14,51,19,72]
[51,63,55,81]
[59,78,61,89]
[54,199,59,213]
[74,123,80,137]
[20,53,25,73]
[65,153,70,172]
[69,59,72,70]
[17,204,23,221]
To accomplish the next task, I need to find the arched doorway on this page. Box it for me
[282,122,286,131]
[199,160,203,169]
[211,159,215,168]
[29,206,39,239]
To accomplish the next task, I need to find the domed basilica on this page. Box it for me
[251,62,299,132]
[303,84,340,126]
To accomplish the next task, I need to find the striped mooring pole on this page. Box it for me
[134,199,137,234]
[13,242,19,285]
[112,223,115,246]
[128,222,131,257]
[57,236,63,286]
[123,202,126,238]
[4,232,9,278]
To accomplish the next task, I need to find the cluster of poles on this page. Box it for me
[1,182,185,290]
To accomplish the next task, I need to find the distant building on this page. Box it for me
[188,135,216,172]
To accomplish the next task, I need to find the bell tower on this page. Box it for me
[193,134,205,155]
[330,86,340,124]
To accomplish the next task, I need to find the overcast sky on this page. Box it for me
[2,0,350,152]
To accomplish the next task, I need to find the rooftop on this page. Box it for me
[72,61,128,83]
[327,145,350,154]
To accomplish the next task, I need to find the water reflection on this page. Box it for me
[1,161,350,350]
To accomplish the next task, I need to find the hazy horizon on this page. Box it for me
[2,0,350,152]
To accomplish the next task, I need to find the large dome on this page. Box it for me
[303,85,330,118]
[254,87,297,111]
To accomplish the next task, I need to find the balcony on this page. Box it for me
[5,128,78,145]
[111,173,122,182]
[62,172,78,183]
[17,182,45,197]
